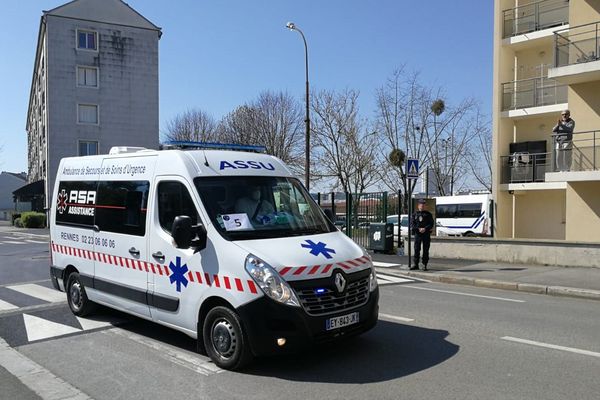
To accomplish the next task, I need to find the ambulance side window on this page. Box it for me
[96,181,149,236]
[158,181,199,233]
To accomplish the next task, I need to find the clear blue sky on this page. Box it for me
[0,0,493,174]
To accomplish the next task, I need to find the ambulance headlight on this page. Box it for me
[361,250,378,292]
[245,255,300,307]
[369,266,378,292]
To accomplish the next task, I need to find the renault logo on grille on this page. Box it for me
[334,272,346,293]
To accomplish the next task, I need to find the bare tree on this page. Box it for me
[217,91,304,171]
[464,109,492,191]
[162,108,218,142]
[311,88,379,194]
[375,69,483,209]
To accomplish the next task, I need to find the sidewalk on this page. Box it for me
[371,252,600,302]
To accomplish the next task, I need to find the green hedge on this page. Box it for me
[14,218,23,228]
[11,213,21,226]
[20,212,47,228]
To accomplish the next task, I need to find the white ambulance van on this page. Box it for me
[49,142,379,370]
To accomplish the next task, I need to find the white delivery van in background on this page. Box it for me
[49,142,379,370]
[434,194,491,237]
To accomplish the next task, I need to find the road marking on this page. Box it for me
[0,299,18,311]
[25,239,48,244]
[2,240,23,244]
[377,273,413,285]
[0,278,51,288]
[76,316,114,331]
[379,313,414,322]
[372,261,401,268]
[501,336,600,359]
[406,285,526,303]
[0,301,68,317]
[107,328,223,376]
[23,314,82,342]
[0,337,91,400]
[6,283,66,303]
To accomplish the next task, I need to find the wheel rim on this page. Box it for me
[69,281,83,311]
[211,318,236,359]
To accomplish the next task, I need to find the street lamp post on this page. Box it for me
[286,21,311,191]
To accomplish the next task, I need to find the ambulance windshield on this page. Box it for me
[194,176,335,240]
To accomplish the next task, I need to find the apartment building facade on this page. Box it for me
[25,0,161,210]
[493,0,600,243]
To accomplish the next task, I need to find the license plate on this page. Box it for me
[326,312,359,331]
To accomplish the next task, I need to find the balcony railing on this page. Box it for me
[501,130,600,184]
[503,0,569,39]
[554,22,600,67]
[501,152,551,184]
[501,76,567,111]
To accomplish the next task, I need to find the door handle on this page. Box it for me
[152,251,165,262]
[128,247,140,257]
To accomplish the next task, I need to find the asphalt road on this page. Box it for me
[1,230,599,400]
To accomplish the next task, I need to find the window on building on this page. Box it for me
[77,66,98,87]
[79,141,98,156]
[77,104,98,124]
[77,30,97,50]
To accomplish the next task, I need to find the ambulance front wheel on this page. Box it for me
[66,272,96,317]
[203,306,253,370]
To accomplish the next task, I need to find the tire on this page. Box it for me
[203,306,253,370]
[464,231,476,237]
[66,272,96,317]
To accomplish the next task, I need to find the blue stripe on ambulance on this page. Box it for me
[445,211,486,229]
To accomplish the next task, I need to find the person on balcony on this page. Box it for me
[553,109,575,172]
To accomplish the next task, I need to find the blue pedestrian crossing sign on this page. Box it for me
[406,158,419,179]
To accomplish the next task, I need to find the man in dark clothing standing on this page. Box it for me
[411,199,434,271]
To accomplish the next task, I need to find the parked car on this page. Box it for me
[387,214,409,242]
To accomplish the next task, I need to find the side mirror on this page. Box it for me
[172,216,193,249]
[323,209,335,223]
[193,223,208,251]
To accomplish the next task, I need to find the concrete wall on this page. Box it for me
[565,181,600,242]
[45,15,160,202]
[416,237,600,268]
[514,189,565,239]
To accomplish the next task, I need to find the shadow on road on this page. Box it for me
[244,320,458,383]
[116,316,458,383]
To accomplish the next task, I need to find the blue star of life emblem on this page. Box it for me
[301,240,336,259]
[168,256,189,292]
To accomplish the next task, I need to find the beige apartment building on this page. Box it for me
[493,0,600,242]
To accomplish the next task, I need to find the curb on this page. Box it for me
[375,267,600,302]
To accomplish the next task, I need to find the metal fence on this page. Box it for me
[554,22,600,67]
[501,76,567,111]
[316,191,397,249]
[502,0,568,38]
[501,130,600,183]
[500,152,551,184]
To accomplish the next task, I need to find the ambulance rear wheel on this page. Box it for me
[203,306,252,370]
[66,272,96,317]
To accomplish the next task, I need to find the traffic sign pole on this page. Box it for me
[406,158,419,271]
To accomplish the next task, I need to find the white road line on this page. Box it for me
[379,313,414,323]
[25,239,48,244]
[372,261,401,268]
[107,328,223,376]
[501,336,600,358]
[377,274,413,284]
[2,241,24,244]
[6,284,66,303]
[406,285,526,303]
[0,337,91,400]
[23,314,82,342]
[0,299,18,311]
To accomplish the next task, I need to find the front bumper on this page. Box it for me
[237,287,379,356]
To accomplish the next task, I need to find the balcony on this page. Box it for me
[549,22,600,84]
[503,0,569,42]
[501,130,600,185]
[501,76,567,118]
